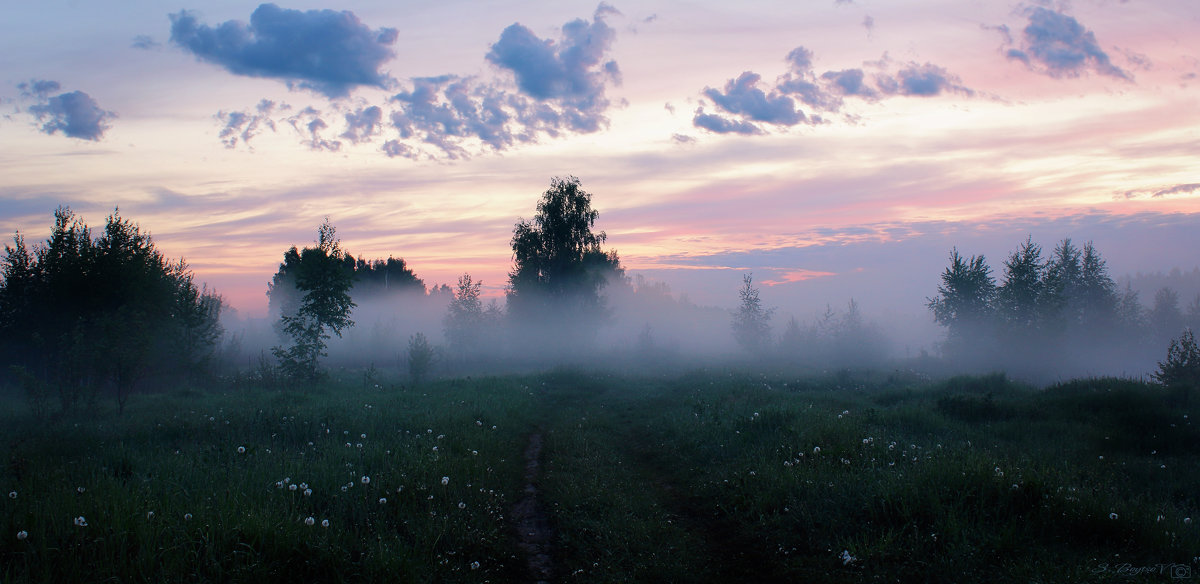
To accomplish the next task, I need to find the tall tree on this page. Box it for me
[506,176,623,326]
[927,248,996,348]
[731,273,774,354]
[444,273,487,356]
[272,219,356,381]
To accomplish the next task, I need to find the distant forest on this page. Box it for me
[2,178,1198,413]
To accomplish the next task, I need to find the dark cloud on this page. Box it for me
[286,106,341,151]
[341,105,383,143]
[216,99,283,148]
[202,5,623,159]
[22,82,116,141]
[169,3,398,98]
[692,108,763,135]
[877,63,973,97]
[694,45,971,137]
[485,4,620,132]
[702,72,809,126]
[1006,6,1130,80]
[862,15,875,35]
[671,133,697,144]
[131,35,160,50]
[821,69,877,99]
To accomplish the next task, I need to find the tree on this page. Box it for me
[731,273,774,354]
[1154,328,1199,404]
[0,207,222,413]
[407,332,435,385]
[927,248,995,348]
[1149,287,1183,342]
[272,219,356,381]
[506,176,623,348]
[444,273,487,356]
[997,236,1059,336]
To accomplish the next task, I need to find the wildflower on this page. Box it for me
[184,513,192,521]
[840,550,856,565]
[305,517,315,526]
[304,488,312,497]
[299,482,308,490]
[476,420,482,426]
[8,491,15,499]
[321,519,330,527]
[994,467,1003,477]
[237,446,246,454]
[1109,513,1119,520]
[17,530,28,540]
[356,443,362,448]
[813,446,821,454]
[74,516,88,527]
[1186,517,1193,525]
[360,433,367,439]
[471,561,480,570]
[276,481,284,489]
[147,511,155,519]
[76,486,85,494]
[362,476,371,485]
[379,497,387,504]
[471,450,478,456]
[341,485,348,492]
[441,476,450,485]
[289,484,298,491]
[458,501,466,509]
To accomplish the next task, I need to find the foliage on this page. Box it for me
[0,207,221,413]
[407,332,436,385]
[271,219,356,381]
[927,248,995,348]
[506,176,623,329]
[730,273,774,354]
[443,274,493,356]
[1155,329,1200,400]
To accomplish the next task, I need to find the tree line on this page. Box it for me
[0,208,221,414]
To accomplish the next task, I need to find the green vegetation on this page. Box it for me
[2,370,1196,583]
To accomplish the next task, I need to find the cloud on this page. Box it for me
[169,3,398,98]
[693,46,971,137]
[692,108,763,135]
[1005,6,1131,80]
[131,35,160,50]
[702,72,810,127]
[286,106,341,152]
[216,99,284,148]
[341,105,383,143]
[862,15,875,36]
[485,4,621,133]
[20,80,116,141]
[877,63,973,97]
[1154,183,1200,197]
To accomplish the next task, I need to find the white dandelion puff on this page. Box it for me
[184,513,192,521]
[378,497,387,504]
[74,516,88,527]
[471,561,480,569]
[362,476,371,485]
[1109,512,1119,520]
[237,446,246,454]
[8,491,16,499]
[321,519,330,527]
[305,516,315,526]
[458,501,466,509]
[441,476,450,485]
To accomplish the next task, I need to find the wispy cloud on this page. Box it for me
[169,3,399,98]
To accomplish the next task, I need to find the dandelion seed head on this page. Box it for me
[184,513,192,521]
[304,488,312,496]
[289,484,297,491]
[237,446,246,454]
[1109,512,1119,520]
[321,519,330,527]
[441,476,450,485]
[16,530,28,540]
[74,516,88,527]
[471,560,480,570]
[812,446,821,454]
[378,497,387,504]
[304,516,315,526]
[360,434,367,439]
[8,491,15,499]
[458,501,466,509]
[362,476,370,485]
[76,486,85,494]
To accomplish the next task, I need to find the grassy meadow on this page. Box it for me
[1,368,1198,583]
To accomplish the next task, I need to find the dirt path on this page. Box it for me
[512,431,554,583]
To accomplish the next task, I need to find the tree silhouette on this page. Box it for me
[0,208,221,413]
[272,219,356,381]
[506,176,623,339]
[732,273,774,354]
[927,248,995,350]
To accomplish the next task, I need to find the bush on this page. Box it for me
[1154,328,1199,403]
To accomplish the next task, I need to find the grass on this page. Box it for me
[1,368,1197,582]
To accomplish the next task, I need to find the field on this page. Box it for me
[2,368,1198,583]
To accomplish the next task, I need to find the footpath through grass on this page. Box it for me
[1,369,1198,582]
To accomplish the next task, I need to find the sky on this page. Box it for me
[1,0,1198,333]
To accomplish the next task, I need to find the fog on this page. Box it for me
[216,243,1198,385]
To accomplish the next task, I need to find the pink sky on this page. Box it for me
[1,0,1198,323]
